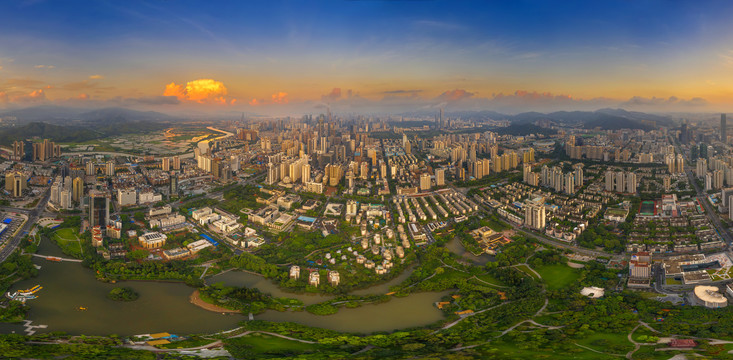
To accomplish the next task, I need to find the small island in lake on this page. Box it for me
[107,287,140,302]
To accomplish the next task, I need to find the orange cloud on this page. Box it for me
[271,92,288,104]
[77,93,90,100]
[321,88,341,102]
[0,92,7,103]
[249,92,289,106]
[13,89,46,103]
[437,89,474,102]
[89,74,103,79]
[163,79,230,104]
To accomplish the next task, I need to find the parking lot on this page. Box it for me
[0,213,27,246]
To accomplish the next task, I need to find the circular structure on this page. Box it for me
[580,286,604,298]
[693,285,728,308]
[532,140,556,151]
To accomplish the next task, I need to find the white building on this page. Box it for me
[117,189,137,207]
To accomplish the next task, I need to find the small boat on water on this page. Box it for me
[77,307,87,311]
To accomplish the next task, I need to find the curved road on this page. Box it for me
[0,187,51,263]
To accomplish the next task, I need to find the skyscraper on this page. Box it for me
[89,191,110,230]
[72,177,84,203]
[722,114,727,143]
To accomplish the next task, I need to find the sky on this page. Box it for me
[1,0,733,115]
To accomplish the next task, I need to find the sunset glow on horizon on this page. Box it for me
[1,1,733,114]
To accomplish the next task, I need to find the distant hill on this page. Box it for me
[0,122,100,145]
[397,109,668,131]
[77,107,177,124]
[508,110,662,130]
[0,106,179,125]
[494,123,557,136]
[0,106,176,145]
[0,105,85,122]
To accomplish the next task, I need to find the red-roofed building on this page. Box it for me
[669,339,696,348]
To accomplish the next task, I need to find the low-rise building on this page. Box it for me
[328,270,340,286]
[693,285,728,308]
[186,239,213,253]
[309,271,320,286]
[290,265,300,280]
[138,232,167,249]
[162,247,190,260]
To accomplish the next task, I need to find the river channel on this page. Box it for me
[445,236,495,266]
[0,239,447,336]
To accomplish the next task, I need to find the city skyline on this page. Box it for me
[2,1,733,115]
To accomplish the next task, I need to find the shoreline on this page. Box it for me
[189,290,241,314]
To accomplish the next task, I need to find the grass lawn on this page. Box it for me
[158,337,216,349]
[632,346,687,360]
[534,264,581,290]
[575,332,634,355]
[52,227,83,259]
[475,272,507,287]
[227,333,320,355]
[486,218,511,232]
[478,342,619,359]
[515,264,540,281]
[665,278,682,285]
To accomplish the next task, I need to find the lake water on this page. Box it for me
[445,236,495,266]
[0,239,447,336]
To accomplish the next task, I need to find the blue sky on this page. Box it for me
[0,0,732,114]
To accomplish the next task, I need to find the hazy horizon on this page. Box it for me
[1,1,733,115]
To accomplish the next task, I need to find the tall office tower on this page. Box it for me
[705,172,712,191]
[170,172,178,194]
[32,143,44,162]
[211,158,221,179]
[86,161,95,176]
[663,175,671,191]
[574,166,583,187]
[420,173,431,191]
[346,170,354,188]
[492,157,502,173]
[89,191,110,230]
[302,163,311,184]
[59,189,71,209]
[72,177,84,203]
[615,171,625,193]
[266,163,278,185]
[12,141,24,161]
[625,172,637,194]
[173,155,181,170]
[105,160,115,176]
[6,172,25,197]
[360,161,369,180]
[435,168,445,186]
[50,181,60,204]
[525,202,546,230]
[523,163,532,183]
[326,163,343,186]
[162,157,171,171]
[482,158,491,177]
[675,154,685,174]
[553,169,564,193]
[697,159,708,178]
[564,172,575,194]
[665,154,675,173]
[12,174,22,198]
[606,170,614,191]
[472,160,483,179]
[714,169,725,190]
[722,114,727,143]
